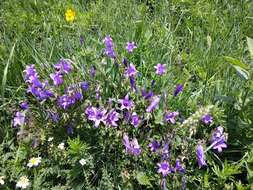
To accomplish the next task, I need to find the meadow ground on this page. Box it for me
[0,0,253,189]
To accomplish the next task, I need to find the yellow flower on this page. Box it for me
[65,8,76,22]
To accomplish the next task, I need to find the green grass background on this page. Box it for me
[1,0,253,189]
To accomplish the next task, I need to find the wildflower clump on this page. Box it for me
[11,35,228,189]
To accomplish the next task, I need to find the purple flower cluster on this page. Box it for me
[17,35,230,190]
[123,133,141,156]
[104,109,120,127]
[54,59,72,74]
[85,106,121,128]
[58,86,83,109]
[157,159,185,177]
[125,63,138,91]
[103,35,116,58]
[210,126,227,152]
[148,140,161,152]
[50,59,72,86]
[141,89,153,100]
[201,114,213,125]
[24,65,54,100]
[125,63,137,77]
[164,111,179,124]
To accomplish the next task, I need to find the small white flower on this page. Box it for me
[0,176,5,185]
[27,157,42,168]
[79,158,87,166]
[16,176,29,189]
[48,137,54,142]
[58,142,65,150]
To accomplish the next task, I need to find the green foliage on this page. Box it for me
[0,0,253,189]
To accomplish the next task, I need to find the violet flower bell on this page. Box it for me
[210,126,227,152]
[164,111,179,124]
[148,140,161,152]
[157,161,172,177]
[126,42,137,53]
[201,114,213,125]
[119,95,134,110]
[13,111,25,127]
[154,63,166,75]
[123,134,141,156]
[196,144,207,168]
[130,112,140,127]
[146,95,160,113]
[85,106,107,128]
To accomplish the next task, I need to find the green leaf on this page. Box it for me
[233,65,250,80]
[1,42,16,101]
[136,172,152,187]
[224,56,248,69]
[154,110,164,125]
[224,56,250,80]
[246,37,253,58]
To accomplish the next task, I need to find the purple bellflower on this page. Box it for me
[201,114,213,125]
[103,35,116,58]
[13,111,25,127]
[157,161,172,177]
[174,84,183,96]
[24,65,54,100]
[146,95,160,112]
[119,95,134,110]
[54,59,72,74]
[104,109,120,127]
[85,107,107,128]
[126,42,137,53]
[174,159,185,174]
[123,134,141,156]
[20,102,29,110]
[164,111,179,124]
[81,81,89,91]
[154,63,166,75]
[130,112,140,127]
[90,66,96,78]
[148,140,161,152]
[80,35,84,45]
[58,86,83,109]
[141,88,153,100]
[196,145,207,168]
[125,63,137,77]
[210,126,227,152]
[50,73,63,86]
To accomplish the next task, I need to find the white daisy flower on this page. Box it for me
[16,176,29,189]
[48,137,54,142]
[58,142,65,150]
[27,157,42,168]
[0,176,5,185]
[79,158,87,166]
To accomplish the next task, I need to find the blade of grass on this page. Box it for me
[1,41,16,102]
